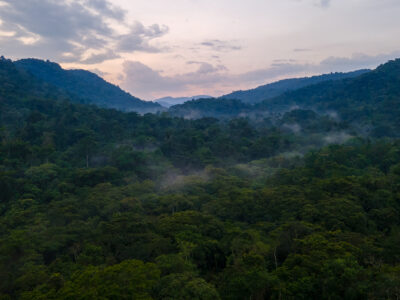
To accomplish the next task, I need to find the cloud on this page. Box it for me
[319,52,400,71]
[80,50,120,65]
[120,51,400,99]
[186,61,227,73]
[0,0,169,63]
[121,59,308,99]
[85,0,126,20]
[232,62,309,84]
[200,39,242,52]
[237,51,400,82]
[121,60,227,99]
[116,22,169,53]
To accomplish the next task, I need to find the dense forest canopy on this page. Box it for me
[1,56,400,299]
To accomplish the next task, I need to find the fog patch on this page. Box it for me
[325,110,340,120]
[324,132,353,144]
[232,162,272,179]
[232,152,304,178]
[159,169,210,190]
[283,123,302,133]
[182,110,202,120]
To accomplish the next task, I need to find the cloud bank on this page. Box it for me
[0,0,168,64]
[121,51,400,99]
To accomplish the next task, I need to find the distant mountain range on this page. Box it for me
[169,69,370,119]
[155,95,212,107]
[14,59,163,113]
[158,71,370,110]
[169,59,400,137]
[4,56,400,138]
[5,58,372,116]
[219,69,370,104]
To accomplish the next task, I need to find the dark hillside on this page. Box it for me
[15,58,162,113]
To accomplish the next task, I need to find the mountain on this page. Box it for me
[155,95,212,107]
[256,58,400,136]
[220,69,370,104]
[0,56,69,103]
[169,69,371,119]
[14,58,163,113]
[168,59,400,137]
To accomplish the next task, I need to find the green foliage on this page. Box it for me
[2,57,400,299]
[22,260,160,300]
[157,273,220,300]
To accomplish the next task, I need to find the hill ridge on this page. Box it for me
[15,58,162,113]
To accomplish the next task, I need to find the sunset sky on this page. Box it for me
[1,0,400,99]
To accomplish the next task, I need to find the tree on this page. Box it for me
[24,260,160,300]
[73,128,97,168]
[156,273,220,300]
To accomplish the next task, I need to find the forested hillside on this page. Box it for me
[1,54,400,299]
[14,59,162,113]
[256,59,400,136]
[220,69,369,104]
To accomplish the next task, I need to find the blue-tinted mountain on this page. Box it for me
[220,69,370,104]
[15,58,162,113]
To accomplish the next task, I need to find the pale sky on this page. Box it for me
[1,0,400,99]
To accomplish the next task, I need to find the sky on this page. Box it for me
[1,0,400,100]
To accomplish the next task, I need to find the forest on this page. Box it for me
[1,56,400,299]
